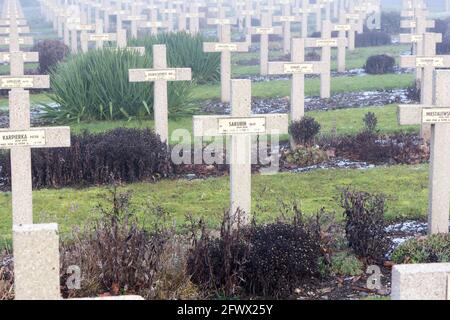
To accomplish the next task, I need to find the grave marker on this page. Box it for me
[193,80,288,224]
[129,44,192,144]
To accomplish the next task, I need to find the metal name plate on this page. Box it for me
[422,108,450,124]
[218,117,266,135]
[283,63,314,74]
[0,130,46,148]
[144,69,177,81]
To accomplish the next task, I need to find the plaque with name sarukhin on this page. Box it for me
[422,108,450,124]
[218,117,266,135]
[0,130,46,148]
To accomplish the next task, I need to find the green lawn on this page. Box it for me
[232,44,411,76]
[191,73,414,100]
[0,164,430,244]
[68,104,418,141]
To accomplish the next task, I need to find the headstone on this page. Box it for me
[193,79,288,225]
[398,69,450,235]
[129,44,192,144]
[203,23,249,103]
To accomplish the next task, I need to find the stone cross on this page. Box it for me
[250,12,282,76]
[129,44,192,144]
[240,0,255,45]
[398,69,450,235]
[138,8,169,36]
[268,38,328,124]
[305,20,345,99]
[186,3,205,34]
[332,12,352,73]
[193,80,288,225]
[161,2,177,33]
[204,23,249,103]
[206,6,235,42]
[297,0,313,38]
[121,11,146,39]
[273,0,300,55]
[400,32,448,140]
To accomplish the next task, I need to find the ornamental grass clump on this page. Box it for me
[129,32,220,84]
[44,48,193,123]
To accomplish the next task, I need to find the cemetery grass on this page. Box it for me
[232,44,411,76]
[0,164,429,245]
[68,104,418,140]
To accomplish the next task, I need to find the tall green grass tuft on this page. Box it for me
[44,48,194,123]
[129,32,220,84]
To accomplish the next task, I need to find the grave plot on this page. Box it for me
[0,0,449,302]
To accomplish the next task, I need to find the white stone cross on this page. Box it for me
[398,69,450,235]
[305,20,345,99]
[250,12,282,76]
[129,44,191,144]
[204,23,249,103]
[297,0,313,38]
[137,8,169,36]
[193,79,288,225]
[268,38,328,124]
[186,3,205,34]
[273,0,301,55]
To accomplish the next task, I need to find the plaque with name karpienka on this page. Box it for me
[218,117,266,135]
[0,130,46,148]
[144,69,177,81]
[422,108,450,124]
[283,63,314,74]
[1,77,34,88]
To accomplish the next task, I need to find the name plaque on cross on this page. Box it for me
[218,117,267,135]
[256,27,274,34]
[334,25,351,31]
[411,35,424,42]
[89,34,110,41]
[214,43,238,51]
[316,39,338,46]
[0,130,46,147]
[144,70,177,81]
[1,77,33,88]
[416,57,445,67]
[422,108,450,123]
[283,63,314,74]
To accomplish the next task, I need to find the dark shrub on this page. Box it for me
[61,187,176,299]
[340,189,391,264]
[289,117,321,147]
[305,50,321,61]
[356,31,391,47]
[244,218,322,298]
[432,19,450,40]
[325,132,428,165]
[391,234,450,264]
[32,40,70,74]
[363,112,378,133]
[406,80,421,102]
[187,207,325,298]
[437,39,450,54]
[381,12,401,35]
[0,128,172,190]
[364,54,395,74]
[187,211,250,297]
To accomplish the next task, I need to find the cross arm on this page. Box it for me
[398,104,427,125]
[268,61,328,75]
[0,36,33,45]
[0,51,38,63]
